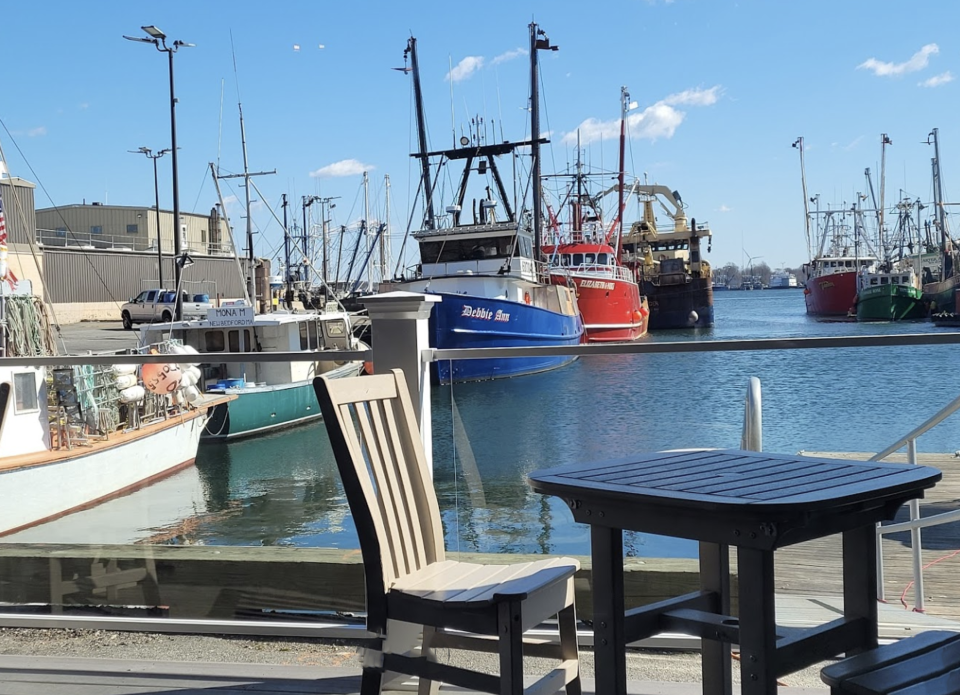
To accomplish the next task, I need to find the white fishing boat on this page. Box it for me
[0,294,230,537]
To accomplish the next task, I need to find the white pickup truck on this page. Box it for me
[120,289,212,329]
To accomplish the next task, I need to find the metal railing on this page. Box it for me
[869,392,960,611]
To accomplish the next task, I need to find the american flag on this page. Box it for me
[0,187,19,288]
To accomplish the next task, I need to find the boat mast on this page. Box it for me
[879,134,891,255]
[617,86,629,253]
[530,22,557,264]
[792,137,812,260]
[282,193,291,302]
[928,128,946,281]
[363,171,371,288]
[382,174,391,282]
[406,37,436,231]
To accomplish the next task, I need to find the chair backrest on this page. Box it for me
[313,369,445,633]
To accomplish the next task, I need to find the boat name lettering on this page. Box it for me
[579,280,616,290]
[207,306,255,327]
[461,305,510,322]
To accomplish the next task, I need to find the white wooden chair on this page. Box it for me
[313,369,581,695]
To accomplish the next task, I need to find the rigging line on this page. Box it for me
[0,118,122,330]
[190,162,209,214]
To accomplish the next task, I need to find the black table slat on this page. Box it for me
[609,456,806,489]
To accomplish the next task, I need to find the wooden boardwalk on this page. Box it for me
[777,452,960,622]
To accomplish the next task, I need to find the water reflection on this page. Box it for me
[9,289,960,559]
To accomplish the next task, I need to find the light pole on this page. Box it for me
[131,146,170,289]
[124,25,193,320]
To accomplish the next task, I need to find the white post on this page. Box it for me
[362,291,440,472]
[741,376,762,452]
[360,291,440,692]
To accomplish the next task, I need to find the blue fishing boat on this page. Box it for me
[385,27,583,385]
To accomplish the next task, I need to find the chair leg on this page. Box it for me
[558,602,581,695]
[418,626,441,695]
[360,667,383,695]
[498,600,524,695]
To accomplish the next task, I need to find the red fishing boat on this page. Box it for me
[543,238,648,342]
[542,109,648,343]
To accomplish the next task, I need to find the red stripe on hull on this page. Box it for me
[804,271,858,316]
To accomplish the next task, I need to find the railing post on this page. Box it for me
[741,376,762,452]
[907,439,926,611]
[362,291,441,473]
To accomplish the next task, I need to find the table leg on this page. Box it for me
[699,542,732,695]
[591,525,626,695]
[843,523,878,655]
[737,547,777,695]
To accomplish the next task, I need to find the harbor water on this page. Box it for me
[9,289,960,560]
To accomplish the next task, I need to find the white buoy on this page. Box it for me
[114,374,138,390]
[119,385,146,403]
[688,310,699,324]
[182,385,201,403]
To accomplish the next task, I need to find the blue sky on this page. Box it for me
[2,0,959,274]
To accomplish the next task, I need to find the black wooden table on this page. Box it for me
[527,449,942,695]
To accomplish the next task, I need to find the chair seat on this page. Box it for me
[390,557,579,607]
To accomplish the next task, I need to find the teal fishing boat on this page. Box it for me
[141,310,364,440]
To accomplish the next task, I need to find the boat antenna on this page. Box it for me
[529,21,558,265]
[792,137,812,261]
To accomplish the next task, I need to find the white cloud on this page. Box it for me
[920,71,954,88]
[563,86,720,146]
[842,136,864,151]
[446,56,484,82]
[719,204,731,212]
[858,43,939,77]
[309,159,374,178]
[27,126,47,137]
[491,48,526,66]
[662,86,721,106]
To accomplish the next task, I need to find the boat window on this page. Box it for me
[204,331,225,352]
[830,261,837,268]
[572,253,583,266]
[880,277,888,285]
[584,253,596,264]
[228,329,254,352]
[597,253,609,265]
[561,254,571,267]
[299,321,320,350]
[419,236,515,264]
[13,372,39,413]
[870,278,878,285]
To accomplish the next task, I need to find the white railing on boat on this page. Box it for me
[550,263,636,283]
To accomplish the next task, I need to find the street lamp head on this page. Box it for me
[173,40,195,49]
[142,25,166,40]
[123,35,155,45]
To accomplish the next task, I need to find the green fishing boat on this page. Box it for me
[855,267,926,321]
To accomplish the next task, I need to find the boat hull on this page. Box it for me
[804,271,858,316]
[642,278,714,329]
[856,284,926,322]
[203,363,361,440]
[0,409,208,536]
[429,291,582,384]
[551,275,647,342]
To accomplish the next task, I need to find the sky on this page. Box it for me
[2,0,960,275]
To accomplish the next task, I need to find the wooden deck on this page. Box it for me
[780,452,960,621]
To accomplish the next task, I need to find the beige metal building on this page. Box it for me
[2,183,248,322]
[35,203,233,257]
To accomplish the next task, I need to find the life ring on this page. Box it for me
[524,292,531,305]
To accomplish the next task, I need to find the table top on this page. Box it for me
[528,449,942,547]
